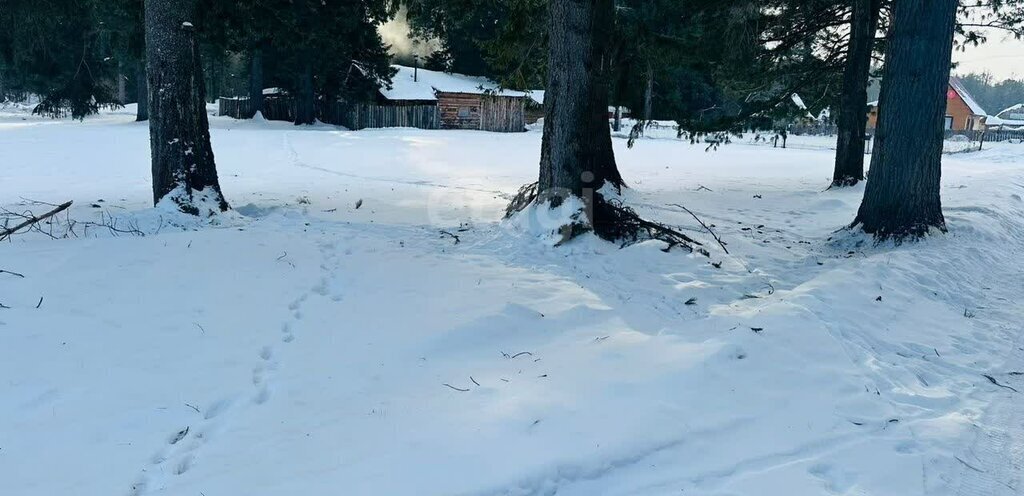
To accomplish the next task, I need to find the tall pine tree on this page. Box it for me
[851,0,958,239]
[831,0,881,187]
[146,0,228,212]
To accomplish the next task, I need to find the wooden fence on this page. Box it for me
[219,96,439,130]
[786,125,1024,143]
[946,129,1024,143]
[218,96,294,122]
[319,100,439,130]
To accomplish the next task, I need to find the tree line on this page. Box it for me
[1,0,1022,242]
[959,72,1024,114]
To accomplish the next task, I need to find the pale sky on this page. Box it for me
[953,29,1024,80]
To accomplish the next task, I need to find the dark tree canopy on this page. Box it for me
[0,0,121,119]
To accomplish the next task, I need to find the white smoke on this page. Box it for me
[378,8,441,64]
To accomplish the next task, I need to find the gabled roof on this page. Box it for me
[985,115,1024,127]
[996,103,1024,119]
[379,65,530,101]
[949,77,987,116]
[866,78,988,116]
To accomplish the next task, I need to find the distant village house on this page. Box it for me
[867,77,988,131]
[985,103,1024,130]
[373,65,529,132]
[220,65,531,133]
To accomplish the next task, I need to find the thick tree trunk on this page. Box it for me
[295,55,316,125]
[249,45,264,118]
[643,64,653,122]
[832,0,880,187]
[538,0,623,209]
[852,0,956,240]
[145,0,227,212]
[135,60,148,122]
[117,64,127,104]
[206,50,220,104]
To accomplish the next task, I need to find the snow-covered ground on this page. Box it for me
[2,107,1023,496]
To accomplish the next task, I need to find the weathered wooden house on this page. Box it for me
[378,66,529,132]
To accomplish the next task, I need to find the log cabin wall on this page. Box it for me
[438,92,484,130]
[481,94,527,132]
[437,92,526,132]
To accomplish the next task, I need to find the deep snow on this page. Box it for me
[2,106,1023,496]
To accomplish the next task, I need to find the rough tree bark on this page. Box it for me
[851,0,956,240]
[206,52,220,104]
[295,56,316,125]
[248,44,264,118]
[135,60,148,121]
[117,63,127,104]
[538,0,623,209]
[831,0,880,187]
[145,0,228,212]
[642,63,653,123]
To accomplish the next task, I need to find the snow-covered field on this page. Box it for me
[2,107,1023,496]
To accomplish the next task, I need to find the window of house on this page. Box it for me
[966,118,974,131]
[944,116,953,130]
[458,107,471,118]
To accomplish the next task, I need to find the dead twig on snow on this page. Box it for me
[668,203,729,254]
[983,374,1019,393]
[0,201,72,241]
[439,230,460,244]
[0,269,25,278]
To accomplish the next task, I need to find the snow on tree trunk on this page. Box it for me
[832,0,880,188]
[135,60,148,122]
[852,0,956,240]
[249,45,264,118]
[144,0,228,213]
[538,0,623,210]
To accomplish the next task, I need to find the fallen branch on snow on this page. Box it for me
[983,374,1019,393]
[0,201,72,241]
[439,230,460,245]
[667,203,729,254]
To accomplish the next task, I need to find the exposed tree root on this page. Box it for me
[505,182,539,218]
[506,182,709,256]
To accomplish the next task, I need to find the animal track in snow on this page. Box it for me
[204,398,232,420]
[254,384,270,404]
[173,454,194,475]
